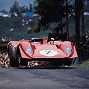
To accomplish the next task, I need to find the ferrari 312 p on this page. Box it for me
[8,38,78,67]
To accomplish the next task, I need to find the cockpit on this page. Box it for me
[31,38,43,43]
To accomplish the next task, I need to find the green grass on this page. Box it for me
[72,59,89,67]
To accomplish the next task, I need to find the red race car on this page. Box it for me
[8,38,78,67]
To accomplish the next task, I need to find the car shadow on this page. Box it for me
[16,65,76,69]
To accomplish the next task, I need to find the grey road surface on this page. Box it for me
[0,67,89,89]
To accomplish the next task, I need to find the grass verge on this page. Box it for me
[71,59,89,67]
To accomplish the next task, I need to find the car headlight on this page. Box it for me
[25,47,33,55]
[65,47,72,54]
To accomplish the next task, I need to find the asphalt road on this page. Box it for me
[0,67,89,89]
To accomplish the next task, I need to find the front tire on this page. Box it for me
[20,59,28,66]
[52,58,73,67]
[9,57,19,67]
[17,47,28,66]
[8,47,19,67]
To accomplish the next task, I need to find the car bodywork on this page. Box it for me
[8,38,78,67]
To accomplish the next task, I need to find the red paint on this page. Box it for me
[19,43,32,58]
[9,39,78,59]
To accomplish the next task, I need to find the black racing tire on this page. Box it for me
[7,46,11,58]
[17,46,28,66]
[64,58,73,66]
[9,57,19,67]
[8,46,19,67]
[52,60,62,67]
[52,58,73,67]
[20,59,28,66]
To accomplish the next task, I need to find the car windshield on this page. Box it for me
[31,39,43,43]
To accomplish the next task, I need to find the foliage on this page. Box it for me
[84,0,89,12]
[29,3,33,12]
[20,6,29,13]
[10,1,20,16]
[72,59,89,67]
[0,15,89,40]
[10,1,33,17]
[34,0,66,28]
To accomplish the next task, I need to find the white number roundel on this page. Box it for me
[40,50,58,56]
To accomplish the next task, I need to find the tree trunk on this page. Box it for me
[75,0,80,43]
[61,18,63,34]
[66,0,69,40]
[81,0,85,35]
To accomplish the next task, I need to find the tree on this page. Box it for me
[75,0,81,43]
[29,3,33,12]
[20,6,29,13]
[34,0,76,41]
[10,0,21,16]
[84,0,89,12]
[81,0,85,36]
[34,0,65,31]
[10,0,30,16]
[34,0,87,42]
[1,9,8,14]
[75,0,86,43]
